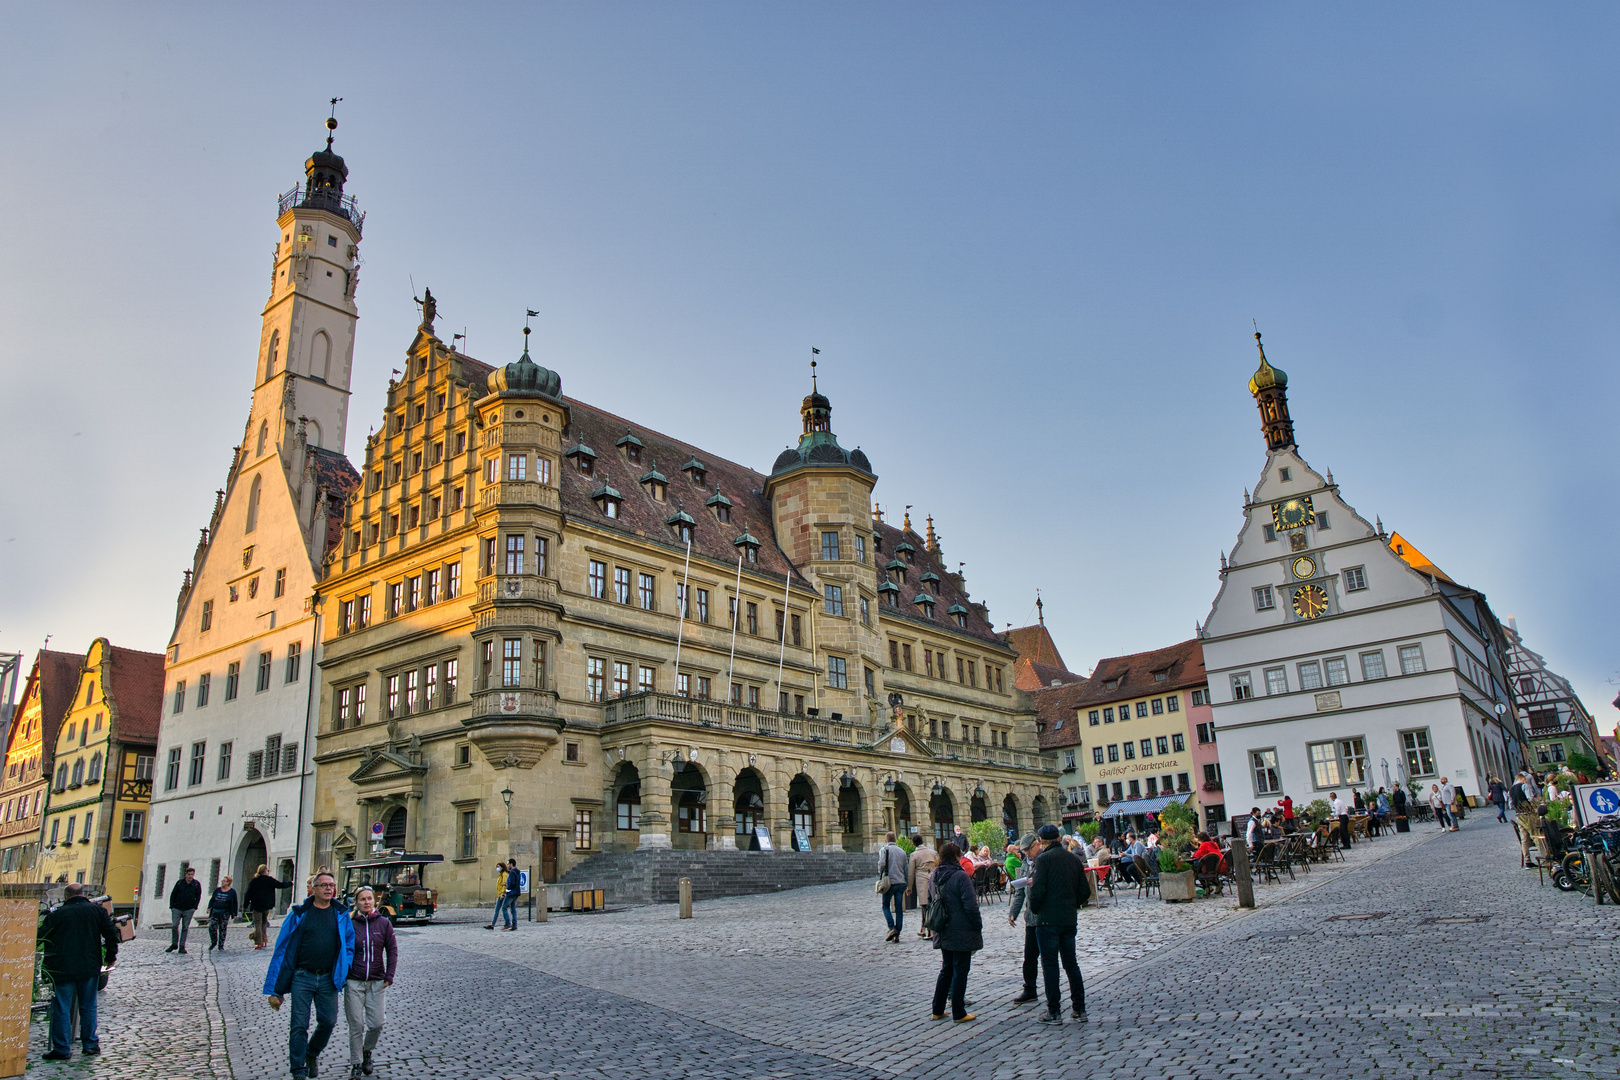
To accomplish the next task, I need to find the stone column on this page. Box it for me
[408,791,423,849]
[819,769,844,852]
[768,756,793,851]
[636,745,673,850]
[712,760,737,849]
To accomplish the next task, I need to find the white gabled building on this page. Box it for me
[140,121,362,925]
[1202,335,1525,824]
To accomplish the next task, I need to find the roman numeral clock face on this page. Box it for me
[1292,584,1329,619]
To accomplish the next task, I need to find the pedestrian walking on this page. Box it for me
[38,883,121,1061]
[344,887,397,1079]
[1330,792,1352,849]
[1440,778,1460,831]
[1392,785,1409,832]
[927,842,983,1023]
[208,876,240,951]
[246,864,294,949]
[265,870,356,1080]
[905,833,939,939]
[1487,776,1507,822]
[1429,784,1451,830]
[876,831,909,942]
[166,865,202,954]
[484,860,520,930]
[1008,834,1042,1007]
[1451,783,1468,827]
[1027,823,1089,1024]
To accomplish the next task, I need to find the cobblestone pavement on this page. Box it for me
[30,820,1619,1079]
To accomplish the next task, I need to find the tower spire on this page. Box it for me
[1035,590,1044,626]
[1247,329,1296,452]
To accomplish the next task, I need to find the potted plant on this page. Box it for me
[1156,802,1198,902]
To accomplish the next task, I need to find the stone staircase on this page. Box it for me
[555,849,875,906]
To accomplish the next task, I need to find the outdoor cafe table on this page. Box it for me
[1084,865,1110,906]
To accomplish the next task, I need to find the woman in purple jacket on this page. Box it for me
[344,888,398,1079]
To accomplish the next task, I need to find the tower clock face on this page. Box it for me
[1292,584,1329,619]
[1292,556,1316,579]
[1271,496,1316,531]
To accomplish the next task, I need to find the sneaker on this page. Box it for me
[930,1012,947,1021]
[1071,1009,1087,1020]
[953,1013,977,1024]
[165,945,176,953]
[42,1051,71,1061]
[83,1046,101,1056]
[1010,989,1039,1005]
[306,1056,319,1079]
[1037,1011,1063,1024]
[362,1050,373,1076]
[178,948,187,954]
[350,1066,364,1080]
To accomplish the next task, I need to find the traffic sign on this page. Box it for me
[1574,783,1620,826]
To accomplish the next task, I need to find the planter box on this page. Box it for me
[1160,869,1196,902]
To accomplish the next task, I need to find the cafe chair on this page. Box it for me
[1133,854,1159,899]
[1194,853,1223,896]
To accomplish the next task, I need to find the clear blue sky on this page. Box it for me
[2,5,1616,728]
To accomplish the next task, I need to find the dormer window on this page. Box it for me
[920,570,940,587]
[566,441,597,475]
[617,433,643,463]
[1153,670,1169,682]
[734,531,760,563]
[947,603,968,628]
[895,541,916,565]
[668,511,695,545]
[878,580,900,607]
[886,558,907,582]
[914,592,936,618]
[1104,679,1118,691]
[640,469,668,502]
[592,484,622,519]
[682,458,706,486]
[706,492,732,523]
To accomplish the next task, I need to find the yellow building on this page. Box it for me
[39,640,162,911]
[309,312,1057,904]
[0,649,81,883]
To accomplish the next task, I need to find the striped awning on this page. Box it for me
[1104,793,1191,818]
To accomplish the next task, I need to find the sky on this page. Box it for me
[1,5,1616,729]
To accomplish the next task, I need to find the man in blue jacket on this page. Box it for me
[264,872,355,1080]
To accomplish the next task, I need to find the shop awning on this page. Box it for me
[1103,793,1191,818]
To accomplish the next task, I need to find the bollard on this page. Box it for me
[1230,843,1255,909]
[678,877,693,919]
[535,882,548,922]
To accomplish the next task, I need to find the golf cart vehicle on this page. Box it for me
[340,852,444,924]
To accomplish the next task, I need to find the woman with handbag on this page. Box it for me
[927,842,984,1023]
[907,834,940,939]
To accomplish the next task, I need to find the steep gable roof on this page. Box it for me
[13,649,83,765]
[1036,639,1206,749]
[1004,623,1083,690]
[102,645,166,744]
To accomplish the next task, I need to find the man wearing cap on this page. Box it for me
[38,883,121,1061]
[1026,823,1089,1023]
[1007,834,1041,1006]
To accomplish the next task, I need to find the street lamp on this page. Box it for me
[501,784,514,834]
[883,775,896,795]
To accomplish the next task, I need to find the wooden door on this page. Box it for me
[541,837,559,882]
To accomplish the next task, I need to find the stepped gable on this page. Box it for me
[1036,638,1204,751]
[308,445,362,556]
[554,398,812,588]
[871,519,1004,647]
[103,646,167,743]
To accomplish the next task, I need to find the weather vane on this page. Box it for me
[810,346,820,390]
[523,309,539,354]
[326,97,342,148]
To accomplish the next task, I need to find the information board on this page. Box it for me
[754,826,774,852]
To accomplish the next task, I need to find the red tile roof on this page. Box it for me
[1036,638,1206,750]
[309,446,362,559]
[14,650,83,769]
[102,644,166,745]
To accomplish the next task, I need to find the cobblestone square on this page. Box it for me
[27,822,1620,1080]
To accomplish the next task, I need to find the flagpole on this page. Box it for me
[673,539,692,695]
[725,553,743,701]
[774,568,791,710]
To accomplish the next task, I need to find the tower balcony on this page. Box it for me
[476,575,559,606]
[278,184,365,235]
[478,481,560,513]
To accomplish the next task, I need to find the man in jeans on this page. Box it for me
[265,871,355,1080]
[38,883,121,1061]
[876,831,909,943]
[1027,823,1089,1024]
[166,866,202,955]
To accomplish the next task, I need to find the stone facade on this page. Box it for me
[310,327,1055,905]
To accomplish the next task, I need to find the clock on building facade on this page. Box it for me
[1291,584,1329,619]
[1271,497,1315,532]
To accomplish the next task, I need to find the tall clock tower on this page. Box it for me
[1198,333,1523,828]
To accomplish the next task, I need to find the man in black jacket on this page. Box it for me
[38,883,121,1060]
[245,864,293,949]
[167,865,202,954]
[1026,823,1088,1024]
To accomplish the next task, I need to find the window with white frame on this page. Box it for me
[1324,657,1349,687]
[1309,736,1369,788]
[1342,565,1366,591]
[1231,673,1254,701]
[1297,660,1322,690]
[1401,728,1436,777]
[1398,644,1425,675]
[1251,749,1281,795]
[1264,667,1288,695]
[1253,585,1275,611]
[1360,650,1386,680]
